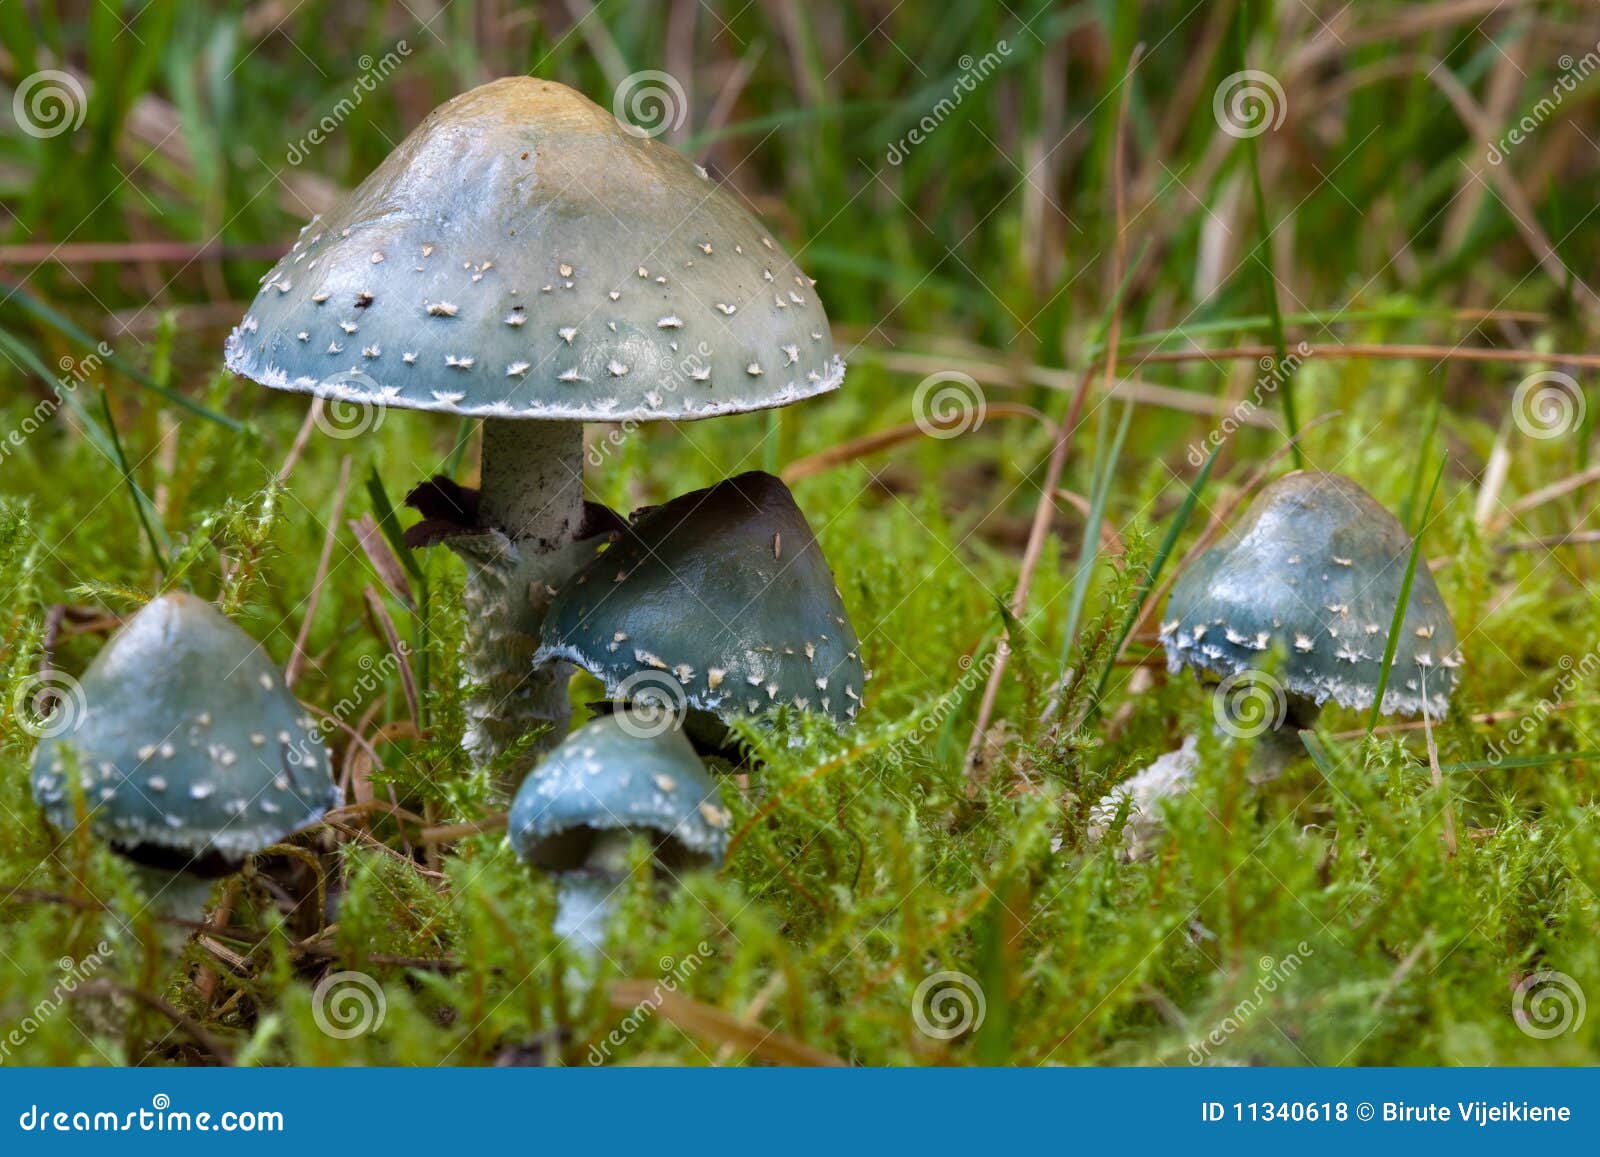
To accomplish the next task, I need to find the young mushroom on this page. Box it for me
[535,471,865,755]
[508,711,729,957]
[29,593,339,932]
[224,77,844,780]
[1091,470,1461,856]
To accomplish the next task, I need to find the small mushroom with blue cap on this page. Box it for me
[29,592,340,933]
[509,711,729,957]
[1090,471,1460,856]
[535,471,865,757]
[225,78,845,780]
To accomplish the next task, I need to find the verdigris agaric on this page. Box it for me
[1092,470,1460,856]
[30,593,339,923]
[508,711,729,956]
[224,77,844,779]
[536,471,864,754]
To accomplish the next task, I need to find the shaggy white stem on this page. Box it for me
[1088,694,1322,859]
[1088,735,1200,860]
[453,420,587,788]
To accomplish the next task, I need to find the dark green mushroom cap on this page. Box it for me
[1162,470,1460,717]
[535,471,865,729]
[225,77,842,422]
[508,712,728,871]
[30,593,339,876]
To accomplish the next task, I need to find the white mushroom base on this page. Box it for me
[1088,735,1199,860]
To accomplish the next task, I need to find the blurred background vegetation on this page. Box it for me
[1,0,1598,1066]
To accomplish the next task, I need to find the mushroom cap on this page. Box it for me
[1162,470,1460,717]
[536,471,865,730]
[30,593,339,874]
[225,77,843,422]
[508,712,728,871]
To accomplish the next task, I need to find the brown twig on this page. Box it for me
[276,397,325,485]
[1129,342,1600,370]
[286,455,353,688]
[780,403,1048,483]
[72,980,234,1065]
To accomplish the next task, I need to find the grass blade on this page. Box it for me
[1367,454,1447,733]
[1091,437,1223,708]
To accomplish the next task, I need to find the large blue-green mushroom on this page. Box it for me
[225,78,844,780]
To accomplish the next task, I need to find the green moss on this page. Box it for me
[2,0,1598,1067]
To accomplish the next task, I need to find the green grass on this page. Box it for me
[2,0,1599,1066]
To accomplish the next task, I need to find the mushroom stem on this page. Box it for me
[478,419,585,551]
[1090,693,1323,859]
[129,866,215,957]
[552,830,634,958]
[1248,693,1323,783]
[453,419,586,787]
